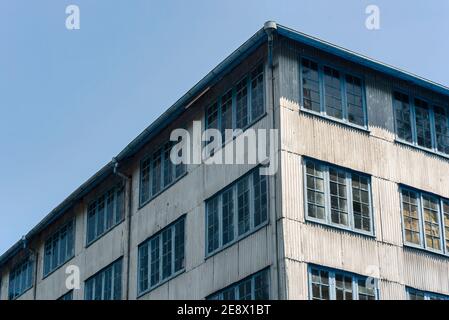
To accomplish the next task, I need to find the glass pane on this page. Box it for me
[305,161,325,220]
[237,177,250,235]
[323,66,343,119]
[222,188,235,245]
[206,197,220,253]
[414,99,432,149]
[310,269,330,300]
[174,219,185,272]
[422,195,441,251]
[140,158,151,204]
[251,64,264,120]
[434,106,449,154]
[302,59,321,112]
[402,190,421,245]
[352,174,371,232]
[394,92,412,142]
[253,171,268,227]
[329,168,349,226]
[161,228,172,279]
[236,78,249,129]
[221,89,234,140]
[346,75,364,126]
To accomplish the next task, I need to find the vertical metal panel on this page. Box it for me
[284,259,308,300]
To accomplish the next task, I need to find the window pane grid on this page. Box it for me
[206,168,269,255]
[304,159,373,234]
[309,266,377,300]
[401,188,449,254]
[301,58,367,126]
[138,218,186,295]
[9,258,33,300]
[84,259,122,300]
[44,220,75,276]
[87,186,125,245]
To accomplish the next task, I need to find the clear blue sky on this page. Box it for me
[0,0,448,255]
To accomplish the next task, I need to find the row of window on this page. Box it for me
[310,265,449,300]
[301,58,366,127]
[394,91,449,155]
[84,258,122,300]
[299,60,449,160]
[8,259,34,300]
[205,64,265,143]
[304,158,449,257]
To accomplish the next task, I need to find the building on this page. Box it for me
[1,21,449,300]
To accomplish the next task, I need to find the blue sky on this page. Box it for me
[0,0,448,254]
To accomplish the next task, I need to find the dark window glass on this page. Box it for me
[323,66,343,119]
[394,92,413,142]
[302,59,321,112]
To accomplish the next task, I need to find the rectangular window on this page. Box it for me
[86,186,125,245]
[137,217,185,295]
[407,287,449,300]
[206,168,269,255]
[301,58,367,127]
[304,159,373,234]
[205,63,265,146]
[84,258,122,300]
[207,268,269,300]
[44,220,75,276]
[8,258,34,300]
[139,141,186,206]
[400,188,448,254]
[394,91,449,156]
[309,265,377,300]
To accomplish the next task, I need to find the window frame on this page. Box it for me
[139,141,187,208]
[204,63,267,145]
[303,158,375,237]
[406,287,449,300]
[84,257,123,300]
[400,186,448,255]
[137,215,186,297]
[307,265,379,300]
[206,267,270,300]
[299,56,368,130]
[43,219,76,278]
[205,167,270,257]
[85,185,125,247]
[393,88,449,158]
[8,257,34,300]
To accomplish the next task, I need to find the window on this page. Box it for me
[87,186,125,245]
[140,141,186,206]
[300,58,366,127]
[207,269,269,300]
[394,91,449,156]
[205,64,265,143]
[304,159,373,234]
[309,265,377,300]
[84,259,122,300]
[206,168,268,255]
[137,217,185,295]
[44,220,75,276]
[400,188,449,254]
[407,287,449,300]
[8,258,34,300]
[58,290,73,300]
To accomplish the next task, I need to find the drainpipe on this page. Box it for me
[112,158,132,300]
[264,21,283,300]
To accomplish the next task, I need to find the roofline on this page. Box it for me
[0,27,268,267]
[2,21,448,267]
[276,24,449,98]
